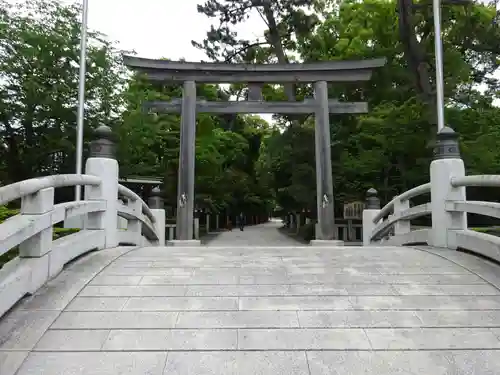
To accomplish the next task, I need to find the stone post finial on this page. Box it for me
[90,125,116,159]
[148,186,164,209]
[365,188,380,209]
[433,126,460,160]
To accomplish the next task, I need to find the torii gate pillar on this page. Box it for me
[175,80,197,242]
[313,81,337,242]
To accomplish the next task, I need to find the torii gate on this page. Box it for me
[123,56,386,244]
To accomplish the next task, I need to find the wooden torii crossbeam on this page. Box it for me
[123,55,386,243]
[123,56,386,83]
[144,99,368,114]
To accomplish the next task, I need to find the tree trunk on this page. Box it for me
[262,3,296,102]
[398,0,437,127]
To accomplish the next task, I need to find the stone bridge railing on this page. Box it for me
[0,125,165,317]
[284,213,363,243]
[117,183,163,246]
[363,126,500,263]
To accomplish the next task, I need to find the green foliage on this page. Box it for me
[53,227,80,239]
[255,0,500,213]
[0,0,125,187]
[0,0,272,219]
[0,206,18,222]
[118,75,274,215]
[193,0,323,63]
[2,0,500,235]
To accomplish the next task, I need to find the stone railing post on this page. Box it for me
[215,214,220,231]
[193,208,200,240]
[430,126,467,249]
[17,187,54,291]
[362,188,381,246]
[206,213,211,234]
[19,187,54,258]
[393,196,410,236]
[342,224,348,242]
[314,222,320,238]
[148,186,166,246]
[117,198,128,230]
[166,224,175,241]
[128,198,142,245]
[84,125,119,249]
[194,218,200,239]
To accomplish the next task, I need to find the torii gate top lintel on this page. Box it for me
[122,55,387,83]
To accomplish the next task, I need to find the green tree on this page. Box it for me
[257,0,500,215]
[0,0,125,184]
[119,72,273,217]
[193,0,326,101]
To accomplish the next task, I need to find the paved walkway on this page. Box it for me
[3,241,500,373]
[206,219,301,246]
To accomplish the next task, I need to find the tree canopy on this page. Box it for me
[1,0,499,224]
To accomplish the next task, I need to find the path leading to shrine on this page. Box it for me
[3,230,500,374]
[205,219,302,247]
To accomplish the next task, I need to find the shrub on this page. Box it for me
[53,227,80,239]
[0,206,19,223]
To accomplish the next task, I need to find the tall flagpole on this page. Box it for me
[432,0,445,132]
[75,0,89,201]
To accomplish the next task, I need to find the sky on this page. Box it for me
[60,0,266,61]
[7,0,498,111]
[54,0,274,120]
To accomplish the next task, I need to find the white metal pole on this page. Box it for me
[75,0,89,201]
[432,0,445,132]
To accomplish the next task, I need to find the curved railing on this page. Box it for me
[117,184,158,245]
[118,184,156,223]
[446,175,500,262]
[0,174,164,317]
[368,182,431,246]
[364,174,500,264]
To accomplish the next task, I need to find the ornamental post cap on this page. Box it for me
[95,125,113,139]
[148,186,164,209]
[433,126,460,160]
[151,186,162,196]
[89,125,116,159]
[437,126,458,140]
[365,187,380,209]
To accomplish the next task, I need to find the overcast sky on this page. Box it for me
[59,0,266,61]
[8,0,498,111]
[54,0,275,120]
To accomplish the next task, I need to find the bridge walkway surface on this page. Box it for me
[204,219,301,247]
[2,224,500,374]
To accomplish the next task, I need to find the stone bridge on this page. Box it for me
[2,126,500,374]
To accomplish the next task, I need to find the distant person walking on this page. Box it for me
[236,212,245,231]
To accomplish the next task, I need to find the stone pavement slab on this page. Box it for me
[3,244,500,374]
